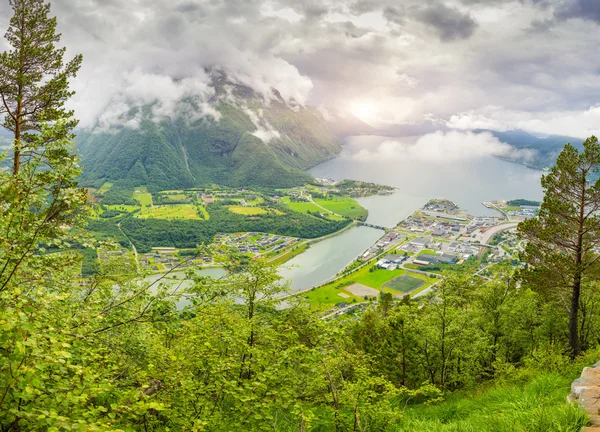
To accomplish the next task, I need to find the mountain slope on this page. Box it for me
[483,129,584,169]
[77,82,343,191]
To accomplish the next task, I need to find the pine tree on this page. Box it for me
[0,0,82,175]
[518,137,600,358]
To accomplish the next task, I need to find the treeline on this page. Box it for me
[101,186,140,205]
[507,199,541,207]
[352,274,600,393]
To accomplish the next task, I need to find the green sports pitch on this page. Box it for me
[385,275,425,293]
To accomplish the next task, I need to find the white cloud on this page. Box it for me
[91,69,221,131]
[447,105,600,138]
[1,0,599,136]
[243,107,282,143]
[351,131,534,162]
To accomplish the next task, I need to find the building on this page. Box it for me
[418,253,458,265]
[410,237,430,248]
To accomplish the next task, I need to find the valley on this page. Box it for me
[84,180,392,273]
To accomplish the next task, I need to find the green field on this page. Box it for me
[314,197,367,219]
[303,283,360,309]
[136,204,203,220]
[281,197,345,220]
[354,267,405,288]
[133,187,153,207]
[163,193,189,201]
[384,275,425,292]
[302,261,436,307]
[282,197,324,213]
[228,206,268,215]
[245,197,264,206]
[97,182,113,195]
[104,204,139,212]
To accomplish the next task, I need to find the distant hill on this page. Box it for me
[481,129,584,169]
[77,79,347,192]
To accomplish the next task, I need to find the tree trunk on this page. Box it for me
[569,276,581,358]
[570,173,586,359]
[12,100,21,176]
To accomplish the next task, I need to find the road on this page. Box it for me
[481,222,519,245]
[308,195,335,215]
[117,222,141,273]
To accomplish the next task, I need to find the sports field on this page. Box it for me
[385,275,425,293]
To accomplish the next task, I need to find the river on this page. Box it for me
[277,135,544,292]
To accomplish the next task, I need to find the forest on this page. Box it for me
[2,1,600,431]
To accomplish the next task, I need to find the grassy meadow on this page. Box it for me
[228,206,268,215]
[136,204,205,220]
[315,196,368,219]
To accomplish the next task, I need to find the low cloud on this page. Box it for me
[92,69,220,132]
[351,131,533,162]
[243,108,282,143]
[447,106,600,138]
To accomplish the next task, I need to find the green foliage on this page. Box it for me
[519,137,600,356]
[100,186,139,205]
[507,199,541,207]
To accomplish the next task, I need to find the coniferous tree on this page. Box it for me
[0,0,82,175]
[518,137,600,358]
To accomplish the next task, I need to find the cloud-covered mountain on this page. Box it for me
[76,77,346,191]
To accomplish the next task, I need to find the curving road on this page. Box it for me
[481,222,519,245]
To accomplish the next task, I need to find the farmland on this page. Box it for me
[96,182,113,195]
[136,204,205,220]
[281,197,327,214]
[228,206,268,215]
[86,184,353,254]
[133,187,153,207]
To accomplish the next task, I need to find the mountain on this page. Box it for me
[482,129,584,169]
[77,79,344,192]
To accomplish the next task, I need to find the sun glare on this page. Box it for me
[350,101,374,121]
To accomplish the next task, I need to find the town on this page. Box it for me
[303,198,531,318]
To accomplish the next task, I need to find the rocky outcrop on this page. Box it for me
[570,361,600,431]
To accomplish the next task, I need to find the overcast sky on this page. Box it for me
[1,0,600,138]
